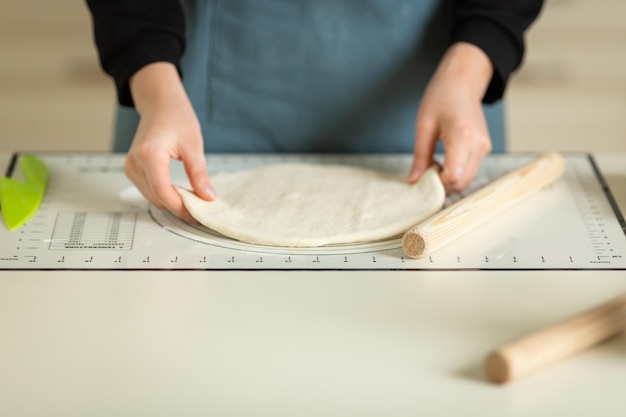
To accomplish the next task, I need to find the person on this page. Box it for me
[86,0,544,222]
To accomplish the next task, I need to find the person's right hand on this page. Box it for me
[126,62,215,222]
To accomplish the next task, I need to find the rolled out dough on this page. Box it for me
[176,163,444,247]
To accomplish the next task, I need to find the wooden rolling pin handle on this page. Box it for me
[485,294,626,384]
[402,152,565,259]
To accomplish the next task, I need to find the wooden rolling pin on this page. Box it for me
[402,152,565,259]
[485,293,626,384]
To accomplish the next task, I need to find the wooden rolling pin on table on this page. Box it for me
[402,152,566,259]
[485,293,626,384]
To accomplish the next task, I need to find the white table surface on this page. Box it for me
[1,152,625,417]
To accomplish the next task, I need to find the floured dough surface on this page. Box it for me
[176,163,444,247]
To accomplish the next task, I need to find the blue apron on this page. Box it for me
[113,0,505,153]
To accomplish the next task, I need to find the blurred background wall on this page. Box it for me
[1,0,624,153]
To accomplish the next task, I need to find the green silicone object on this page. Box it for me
[0,155,48,231]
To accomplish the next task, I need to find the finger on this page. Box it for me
[452,136,491,192]
[440,129,472,192]
[447,147,480,193]
[126,156,198,222]
[144,152,197,222]
[442,128,491,193]
[409,119,439,183]
[180,145,216,201]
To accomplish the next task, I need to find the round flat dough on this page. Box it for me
[176,163,444,247]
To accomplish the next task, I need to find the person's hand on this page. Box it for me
[408,42,494,193]
[126,62,215,222]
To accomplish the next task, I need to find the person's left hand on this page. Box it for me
[408,42,494,193]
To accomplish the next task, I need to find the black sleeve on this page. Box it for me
[85,0,186,107]
[451,0,544,103]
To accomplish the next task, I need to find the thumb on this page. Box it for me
[409,119,439,183]
[182,151,216,201]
